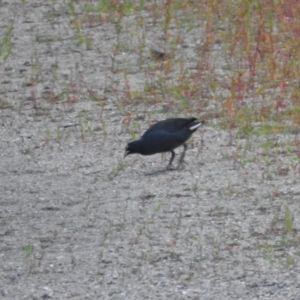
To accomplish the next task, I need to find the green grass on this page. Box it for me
[0,25,13,62]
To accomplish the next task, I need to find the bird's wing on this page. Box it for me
[144,117,197,135]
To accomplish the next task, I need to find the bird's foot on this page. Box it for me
[167,163,179,171]
[177,160,187,170]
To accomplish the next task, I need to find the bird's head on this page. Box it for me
[124,144,131,158]
[124,140,140,158]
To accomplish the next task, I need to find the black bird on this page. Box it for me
[125,117,204,170]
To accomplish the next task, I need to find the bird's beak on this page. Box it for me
[124,150,129,158]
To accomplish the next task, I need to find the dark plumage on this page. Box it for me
[125,117,204,170]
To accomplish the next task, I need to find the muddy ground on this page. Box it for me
[1,1,300,299]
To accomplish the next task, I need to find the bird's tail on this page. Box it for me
[189,121,204,131]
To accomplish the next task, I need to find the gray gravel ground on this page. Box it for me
[1,1,300,299]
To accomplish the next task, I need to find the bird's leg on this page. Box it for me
[166,150,176,170]
[178,143,188,169]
